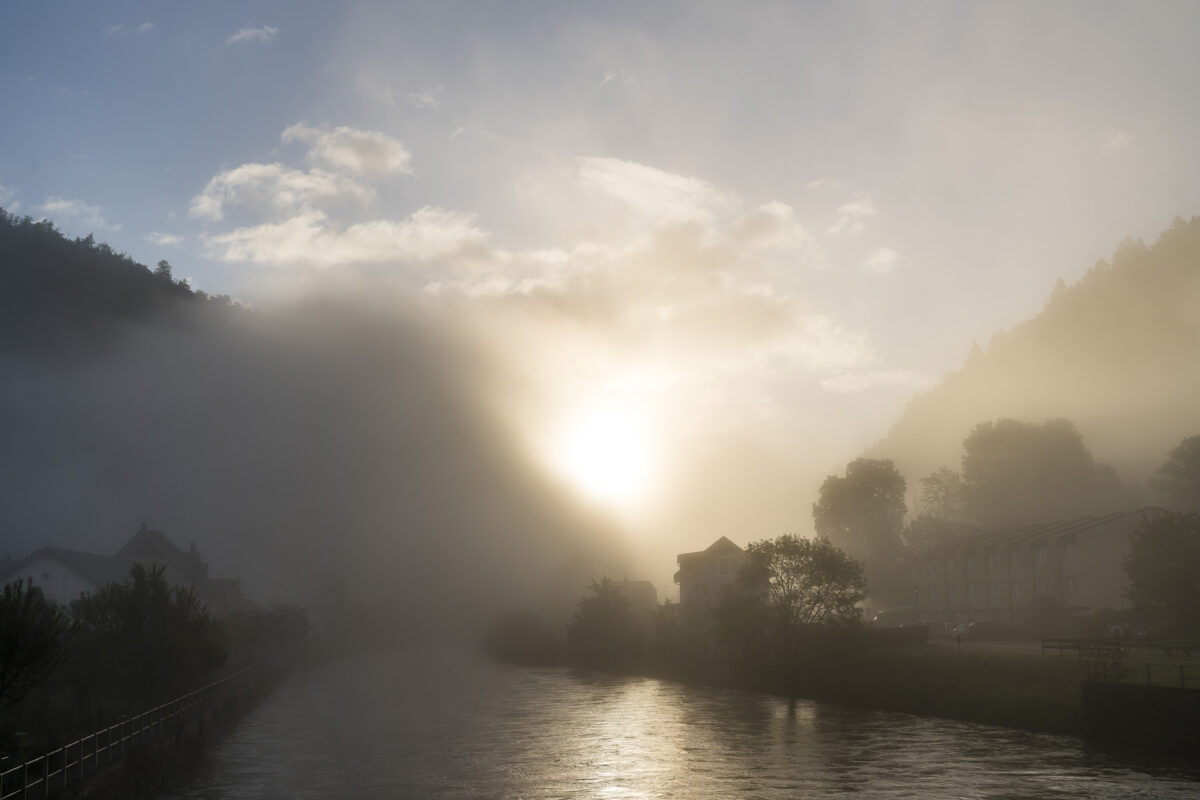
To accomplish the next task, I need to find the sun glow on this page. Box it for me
[554,405,655,508]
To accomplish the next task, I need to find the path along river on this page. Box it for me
[159,647,1200,799]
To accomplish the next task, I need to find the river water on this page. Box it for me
[160,647,1199,799]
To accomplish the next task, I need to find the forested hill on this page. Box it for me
[868,215,1200,491]
[0,208,232,356]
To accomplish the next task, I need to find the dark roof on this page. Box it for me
[116,525,183,560]
[678,535,743,563]
[0,546,132,588]
[917,508,1152,559]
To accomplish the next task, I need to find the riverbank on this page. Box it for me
[635,642,1084,735]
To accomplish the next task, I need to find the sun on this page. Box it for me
[555,405,654,508]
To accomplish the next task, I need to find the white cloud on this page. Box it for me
[577,157,737,224]
[105,22,154,36]
[145,232,183,246]
[600,69,635,88]
[189,162,373,221]
[226,25,278,46]
[408,85,444,110]
[863,247,899,274]
[819,369,933,393]
[282,123,413,175]
[731,202,809,251]
[0,182,18,209]
[203,207,488,268]
[37,196,118,230]
[827,194,876,235]
[787,316,873,372]
[1101,130,1132,151]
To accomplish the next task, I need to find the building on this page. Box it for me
[0,523,257,616]
[674,536,746,626]
[911,509,1150,628]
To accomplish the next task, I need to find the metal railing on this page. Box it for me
[1042,637,1200,657]
[1082,658,1200,689]
[0,666,257,800]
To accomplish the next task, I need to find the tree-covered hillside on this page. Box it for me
[869,216,1200,494]
[0,208,232,356]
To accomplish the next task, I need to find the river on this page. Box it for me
[159,647,1199,799]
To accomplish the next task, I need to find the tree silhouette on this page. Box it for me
[960,418,1124,529]
[566,578,641,668]
[71,564,226,704]
[812,458,907,563]
[1153,435,1200,513]
[0,579,72,707]
[715,535,865,666]
[1123,509,1200,635]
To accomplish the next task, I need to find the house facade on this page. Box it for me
[674,536,746,626]
[911,509,1149,628]
[0,523,257,616]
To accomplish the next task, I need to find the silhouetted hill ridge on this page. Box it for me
[869,215,1200,488]
[0,208,233,356]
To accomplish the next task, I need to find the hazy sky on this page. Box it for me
[4,1,1200,594]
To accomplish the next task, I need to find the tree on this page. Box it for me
[566,578,642,668]
[72,564,227,703]
[960,418,1124,529]
[919,467,964,520]
[1123,510,1200,635]
[0,579,72,706]
[812,458,907,563]
[813,459,907,604]
[715,535,865,665]
[1153,435,1200,512]
[153,259,173,281]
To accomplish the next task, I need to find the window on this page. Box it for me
[1061,541,1076,566]
[986,552,996,572]
[929,585,937,602]
[928,562,935,578]
[1009,549,1019,570]
[1035,545,1048,567]
[1012,580,1024,599]
[1063,575,1077,595]
[967,554,976,572]
[968,583,977,602]
[1036,577,1050,596]
[988,581,1001,601]
[949,584,957,603]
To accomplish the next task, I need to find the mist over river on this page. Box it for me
[157,648,1199,799]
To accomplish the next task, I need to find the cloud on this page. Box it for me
[827,194,876,235]
[863,247,899,274]
[819,369,933,393]
[1101,130,1132,151]
[203,207,488,268]
[600,69,636,88]
[226,25,278,46]
[408,85,444,110]
[731,202,809,251]
[577,157,737,224]
[189,162,373,221]
[38,196,118,230]
[282,123,414,176]
[105,22,154,36]
[0,181,18,210]
[145,232,183,246]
